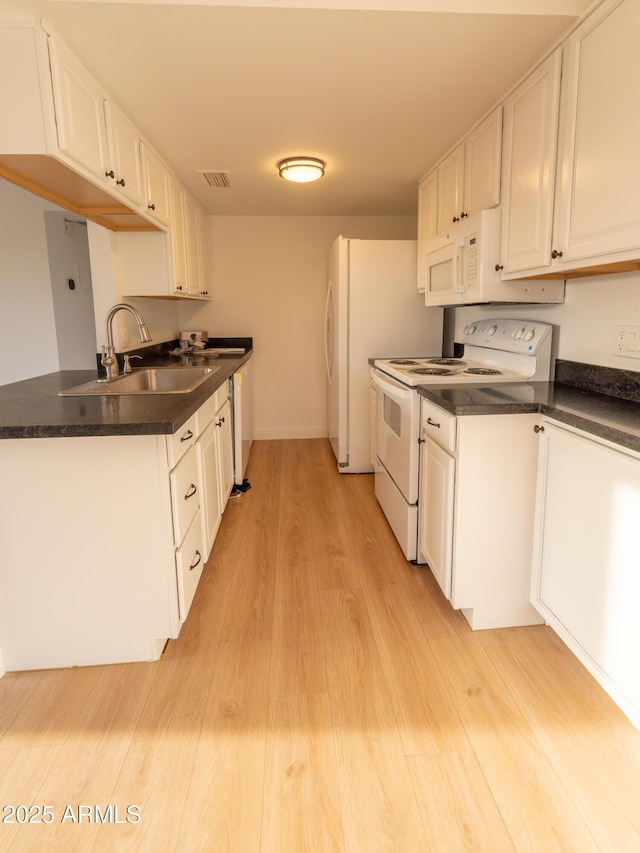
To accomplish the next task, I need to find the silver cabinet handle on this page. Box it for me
[427,417,441,428]
[180,429,194,443]
[184,483,197,500]
[189,550,202,571]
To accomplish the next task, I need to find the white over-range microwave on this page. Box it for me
[422,208,503,306]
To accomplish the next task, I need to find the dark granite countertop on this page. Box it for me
[417,380,640,454]
[0,348,252,439]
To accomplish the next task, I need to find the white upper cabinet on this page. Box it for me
[49,37,145,208]
[435,107,503,233]
[140,142,170,227]
[104,100,145,208]
[553,0,640,269]
[464,107,503,216]
[417,171,437,291]
[502,0,640,279]
[436,145,465,233]
[500,49,562,276]
[47,36,110,181]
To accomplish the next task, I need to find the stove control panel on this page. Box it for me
[460,318,552,354]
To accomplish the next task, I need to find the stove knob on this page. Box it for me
[488,324,497,336]
[514,327,525,339]
[467,324,477,335]
[523,329,535,341]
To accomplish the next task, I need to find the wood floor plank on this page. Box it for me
[270,441,328,697]
[4,663,157,852]
[430,634,601,852]
[0,666,102,750]
[0,745,62,852]
[176,639,271,852]
[306,441,362,591]
[215,440,279,643]
[89,624,218,850]
[321,587,429,851]
[408,751,516,852]
[480,626,640,851]
[262,693,345,852]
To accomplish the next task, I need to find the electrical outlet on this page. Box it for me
[615,324,640,359]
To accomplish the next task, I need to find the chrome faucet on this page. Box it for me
[101,304,152,380]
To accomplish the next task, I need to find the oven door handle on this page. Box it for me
[373,371,415,402]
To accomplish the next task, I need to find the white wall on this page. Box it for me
[454,271,640,372]
[178,215,417,439]
[0,181,60,385]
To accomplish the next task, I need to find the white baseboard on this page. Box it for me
[253,427,329,440]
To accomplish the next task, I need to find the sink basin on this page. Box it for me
[59,366,220,396]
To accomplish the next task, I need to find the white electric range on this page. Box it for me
[374,317,553,387]
[371,318,554,564]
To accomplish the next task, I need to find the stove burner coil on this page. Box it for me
[427,358,466,366]
[464,367,503,375]
[409,367,457,376]
[388,359,419,365]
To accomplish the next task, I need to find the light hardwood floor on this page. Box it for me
[1,438,640,852]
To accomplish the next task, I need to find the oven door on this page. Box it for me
[373,370,420,504]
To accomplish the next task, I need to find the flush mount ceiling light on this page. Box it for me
[277,156,325,183]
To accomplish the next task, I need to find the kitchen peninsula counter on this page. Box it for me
[0,349,251,439]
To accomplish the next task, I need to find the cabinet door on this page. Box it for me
[217,398,235,507]
[437,144,465,232]
[47,37,109,180]
[500,49,562,275]
[419,437,455,599]
[140,142,170,227]
[197,206,212,298]
[417,171,437,292]
[554,0,640,265]
[104,100,144,207]
[532,422,640,725]
[168,176,188,294]
[183,191,199,295]
[464,107,502,214]
[175,512,204,622]
[197,420,222,560]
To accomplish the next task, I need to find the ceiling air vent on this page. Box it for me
[197,170,233,188]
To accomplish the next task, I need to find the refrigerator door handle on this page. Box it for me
[324,283,334,380]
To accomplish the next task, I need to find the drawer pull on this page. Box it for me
[184,483,197,500]
[180,429,194,443]
[189,550,202,571]
[427,417,441,428]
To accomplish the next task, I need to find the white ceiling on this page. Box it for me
[3,0,594,216]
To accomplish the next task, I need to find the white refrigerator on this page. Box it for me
[325,236,443,473]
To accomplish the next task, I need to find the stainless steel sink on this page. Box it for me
[59,366,219,396]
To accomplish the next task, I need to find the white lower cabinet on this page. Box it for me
[531,419,640,729]
[418,399,543,630]
[418,434,455,598]
[195,384,234,561]
[0,381,235,673]
[175,512,205,621]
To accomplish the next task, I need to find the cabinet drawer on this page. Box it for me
[170,446,199,545]
[194,383,229,437]
[175,512,204,622]
[421,399,456,452]
[167,413,197,467]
